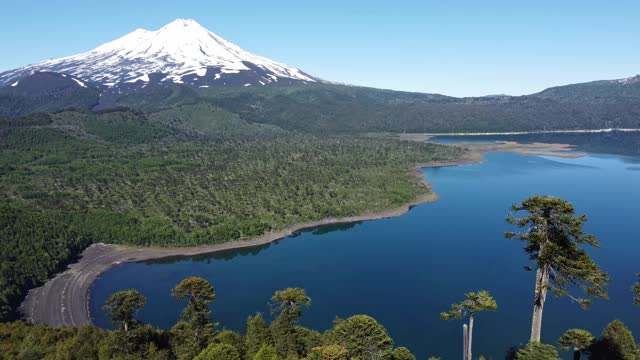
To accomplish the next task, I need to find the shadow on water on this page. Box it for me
[144,241,275,265]
[504,345,524,360]
[144,222,363,265]
[306,221,360,235]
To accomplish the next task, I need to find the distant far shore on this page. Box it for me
[19,140,583,329]
[402,127,640,137]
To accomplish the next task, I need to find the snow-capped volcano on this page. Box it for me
[0,19,319,88]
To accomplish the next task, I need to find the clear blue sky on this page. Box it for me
[1,0,638,97]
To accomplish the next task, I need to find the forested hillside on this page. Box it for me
[534,75,640,102]
[0,72,100,117]
[90,82,640,133]
[0,108,462,321]
[199,84,640,133]
[4,76,640,133]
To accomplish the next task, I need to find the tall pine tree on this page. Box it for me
[506,196,609,342]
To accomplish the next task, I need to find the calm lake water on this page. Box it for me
[90,140,640,359]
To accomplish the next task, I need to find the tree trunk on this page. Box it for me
[467,315,474,360]
[573,348,580,360]
[530,263,550,342]
[463,324,468,360]
[124,321,128,332]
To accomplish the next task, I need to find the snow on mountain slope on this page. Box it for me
[0,19,320,88]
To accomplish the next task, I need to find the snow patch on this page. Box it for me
[10,81,19,87]
[243,83,251,87]
[617,75,640,85]
[71,78,87,88]
[126,73,150,83]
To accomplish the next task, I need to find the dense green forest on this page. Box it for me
[0,108,462,321]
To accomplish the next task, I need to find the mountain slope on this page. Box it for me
[2,75,639,132]
[532,75,640,102]
[197,84,640,133]
[0,72,100,116]
[0,19,319,90]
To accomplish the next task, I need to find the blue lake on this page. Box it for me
[90,149,640,359]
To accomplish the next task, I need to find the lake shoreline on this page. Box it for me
[400,128,640,137]
[19,142,580,328]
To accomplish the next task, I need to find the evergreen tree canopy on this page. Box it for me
[253,344,278,360]
[506,196,609,307]
[215,330,246,358]
[245,313,272,359]
[312,344,349,360]
[557,328,594,360]
[515,342,560,360]
[194,343,241,360]
[270,288,311,316]
[172,277,216,323]
[329,315,394,359]
[440,290,497,320]
[392,346,417,360]
[557,328,594,351]
[102,289,146,332]
[590,320,639,360]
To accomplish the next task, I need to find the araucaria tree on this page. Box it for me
[269,287,311,358]
[506,196,609,343]
[171,277,217,358]
[557,329,594,360]
[440,290,497,360]
[102,289,146,332]
[329,315,394,359]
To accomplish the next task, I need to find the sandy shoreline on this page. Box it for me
[401,133,586,158]
[19,141,583,328]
